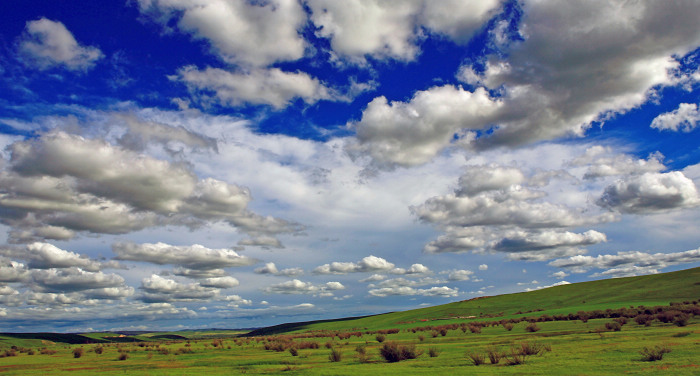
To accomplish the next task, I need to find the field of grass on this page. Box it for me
[0,267,697,375]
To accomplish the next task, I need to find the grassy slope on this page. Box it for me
[249,266,700,335]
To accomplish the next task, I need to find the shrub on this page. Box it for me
[325,341,334,349]
[605,321,622,331]
[503,323,514,331]
[468,352,485,365]
[329,348,342,362]
[487,347,502,364]
[418,335,425,342]
[118,352,129,361]
[379,342,422,363]
[635,314,654,326]
[518,342,548,356]
[439,328,448,337]
[640,345,671,361]
[72,348,84,358]
[673,314,689,327]
[469,325,482,334]
[525,323,540,332]
[355,344,366,355]
[505,352,525,366]
[428,347,441,358]
[288,348,298,357]
[94,346,104,354]
[40,348,57,355]
[376,334,386,343]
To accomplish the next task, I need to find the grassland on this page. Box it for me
[0,267,698,375]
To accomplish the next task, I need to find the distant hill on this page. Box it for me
[247,266,700,336]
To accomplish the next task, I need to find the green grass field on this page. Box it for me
[0,267,698,375]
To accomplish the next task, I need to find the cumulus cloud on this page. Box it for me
[139,274,219,303]
[651,103,700,132]
[444,269,473,281]
[492,230,607,253]
[349,86,502,167]
[307,0,501,62]
[262,279,345,296]
[479,264,488,271]
[368,286,459,298]
[175,66,335,109]
[0,131,301,242]
[115,114,217,152]
[254,262,303,277]
[0,242,102,271]
[0,261,30,283]
[18,18,103,71]
[198,276,239,289]
[113,242,256,270]
[31,267,126,293]
[138,0,306,67]
[549,247,700,276]
[313,255,395,274]
[597,171,700,214]
[571,146,666,180]
[351,1,700,168]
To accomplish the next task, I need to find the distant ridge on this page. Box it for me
[244,266,700,335]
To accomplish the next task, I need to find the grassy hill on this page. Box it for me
[248,266,700,335]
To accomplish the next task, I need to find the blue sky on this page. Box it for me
[0,0,699,332]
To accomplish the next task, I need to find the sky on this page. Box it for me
[0,0,699,333]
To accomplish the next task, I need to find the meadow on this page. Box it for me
[0,267,698,375]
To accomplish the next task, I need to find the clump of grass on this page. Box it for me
[505,351,525,366]
[418,335,425,342]
[375,334,386,343]
[525,323,540,332]
[379,342,422,363]
[503,323,514,331]
[355,344,366,355]
[72,348,84,358]
[467,352,485,365]
[94,346,104,354]
[469,324,482,334]
[640,345,671,361]
[288,347,298,356]
[40,348,57,355]
[486,347,502,364]
[329,348,342,362]
[605,321,622,331]
[118,352,129,361]
[518,342,549,356]
[428,347,441,357]
[673,314,689,327]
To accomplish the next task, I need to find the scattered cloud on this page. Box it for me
[262,279,345,297]
[113,242,256,270]
[18,18,102,71]
[651,103,700,132]
[597,171,700,214]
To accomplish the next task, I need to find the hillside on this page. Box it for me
[248,266,700,335]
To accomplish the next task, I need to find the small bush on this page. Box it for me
[40,348,57,355]
[605,321,622,331]
[505,352,525,366]
[525,323,540,332]
[118,352,129,361]
[355,344,366,355]
[503,323,514,331]
[94,346,104,355]
[487,347,502,364]
[469,325,482,334]
[673,314,689,327]
[418,335,425,342]
[329,348,342,362]
[518,342,548,356]
[468,352,485,365]
[288,347,298,357]
[428,347,441,358]
[640,345,671,361]
[376,334,386,343]
[672,331,692,338]
[325,341,334,349]
[379,342,421,363]
[72,348,84,358]
[439,329,448,337]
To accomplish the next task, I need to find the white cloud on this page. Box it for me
[349,86,501,167]
[478,264,488,271]
[31,267,126,293]
[492,230,607,253]
[175,67,334,109]
[359,274,386,283]
[549,247,700,275]
[113,242,256,270]
[254,262,303,277]
[651,103,700,132]
[597,171,700,214]
[262,279,345,296]
[446,269,473,281]
[138,0,307,67]
[0,261,30,283]
[0,242,102,271]
[306,0,500,62]
[199,276,239,289]
[0,131,301,241]
[18,18,103,71]
[313,255,395,274]
[368,286,459,298]
[571,146,666,180]
[139,274,218,303]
